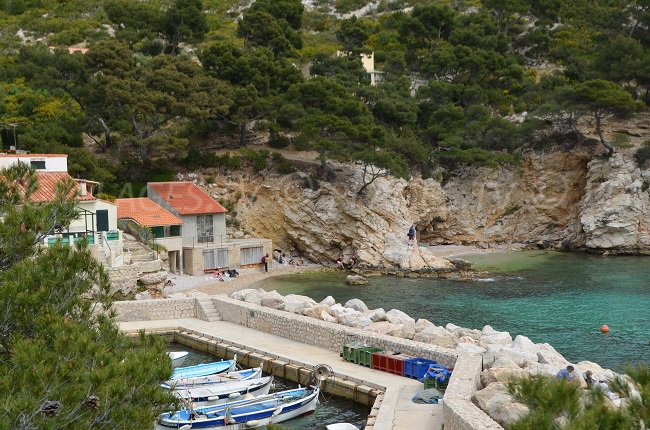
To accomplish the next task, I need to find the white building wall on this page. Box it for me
[72,200,118,233]
[0,155,68,172]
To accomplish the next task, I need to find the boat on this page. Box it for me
[326,424,360,430]
[171,356,237,381]
[168,351,189,368]
[162,368,263,390]
[172,376,273,407]
[157,386,320,429]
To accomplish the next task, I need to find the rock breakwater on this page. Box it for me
[230,288,626,427]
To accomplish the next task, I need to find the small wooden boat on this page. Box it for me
[172,376,273,407]
[157,386,320,429]
[162,368,262,390]
[168,351,189,368]
[171,356,237,381]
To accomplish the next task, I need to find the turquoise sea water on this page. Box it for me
[252,251,650,370]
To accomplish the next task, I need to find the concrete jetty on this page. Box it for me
[120,318,444,430]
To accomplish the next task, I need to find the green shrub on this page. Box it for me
[271,152,295,174]
[268,132,291,149]
[635,141,650,166]
[240,149,269,173]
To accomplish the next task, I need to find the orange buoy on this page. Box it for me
[600,325,610,333]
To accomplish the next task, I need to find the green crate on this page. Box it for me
[358,347,382,367]
[341,342,366,362]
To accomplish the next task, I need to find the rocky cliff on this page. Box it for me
[190,146,650,271]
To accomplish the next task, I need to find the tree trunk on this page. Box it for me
[595,113,614,158]
[239,122,247,147]
[97,118,112,150]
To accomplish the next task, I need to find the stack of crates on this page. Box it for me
[342,343,382,365]
[370,351,411,376]
[404,358,438,380]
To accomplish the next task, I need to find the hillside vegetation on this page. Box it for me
[1,0,649,193]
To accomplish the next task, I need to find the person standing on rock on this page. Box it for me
[408,225,416,244]
[261,254,269,272]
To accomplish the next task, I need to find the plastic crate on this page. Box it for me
[404,358,438,380]
[423,377,436,390]
[358,347,382,367]
[341,342,368,363]
[385,354,410,376]
[371,352,388,371]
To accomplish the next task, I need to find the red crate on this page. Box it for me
[386,355,405,376]
[371,352,388,372]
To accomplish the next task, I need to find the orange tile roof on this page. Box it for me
[30,172,96,202]
[148,182,227,215]
[115,198,182,227]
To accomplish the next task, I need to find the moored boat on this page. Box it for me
[157,386,319,429]
[172,376,273,407]
[171,356,237,381]
[168,351,189,368]
[162,367,263,390]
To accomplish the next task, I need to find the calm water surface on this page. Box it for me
[167,344,369,429]
[252,251,650,370]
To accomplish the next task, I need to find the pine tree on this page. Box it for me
[0,163,174,429]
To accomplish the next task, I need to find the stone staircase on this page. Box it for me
[196,298,223,322]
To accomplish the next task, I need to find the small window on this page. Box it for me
[151,226,164,239]
[169,225,181,237]
[30,160,46,170]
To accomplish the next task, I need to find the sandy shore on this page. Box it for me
[164,264,323,297]
[161,244,523,297]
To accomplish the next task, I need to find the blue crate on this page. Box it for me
[403,358,438,380]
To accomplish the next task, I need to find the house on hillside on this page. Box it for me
[115,197,183,273]
[1,152,124,268]
[147,181,272,275]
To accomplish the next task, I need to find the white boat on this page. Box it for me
[327,424,360,430]
[162,368,263,390]
[157,386,320,429]
[172,376,273,407]
[168,351,189,368]
[171,357,237,380]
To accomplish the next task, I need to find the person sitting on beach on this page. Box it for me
[349,254,358,267]
[584,370,598,388]
[298,257,304,266]
[556,365,579,383]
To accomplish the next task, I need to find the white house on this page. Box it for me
[0,152,68,172]
[147,182,272,275]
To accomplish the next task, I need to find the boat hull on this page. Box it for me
[173,376,273,407]
[163,368,262,389]
[168,351,189,368]
[157,387,319,429]
[171,358,237,380]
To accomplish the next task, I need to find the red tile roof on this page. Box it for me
[0,153,68,157]
[147,182,227,215]
[115,198,182,227]
[30,172,96,202]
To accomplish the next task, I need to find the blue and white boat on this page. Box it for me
[168,351,189,368]
[172,376,273,407]
[157,386,320,429]
[163,368,262,390]
[171,356,237,381]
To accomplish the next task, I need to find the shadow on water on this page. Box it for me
[252,252,650,371]
[167,344,369,430]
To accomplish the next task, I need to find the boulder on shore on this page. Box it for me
[472,382,530,427]
[386,309,415,327]
[344,298,369,313]
[366,308,387,322]
[346,275,369,285]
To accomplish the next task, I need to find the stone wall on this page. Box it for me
[443,354,503,430]
[112,297,196,322]
[112,296,503,430]
[211,296,458,368]
[108,259,163,295]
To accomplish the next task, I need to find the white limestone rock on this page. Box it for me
[344,298,369,313]
[536,343,569,367]
[283,294,317,314]
[472,382,530,427]
[446,323,482,340]
[320,295,336,306]
[496,347,539,367]
[386,309,415,327]
[321,310,338,323]
[510,335,537,353]
[414,325,457,349]
[480,332,513,346]
[302,304,331,319]
[456,343,487,354]
[260,290,285,310]
[480,367,527,386]
[364,321,404,335]
[139,270,167,285]
[366,308,387,322]
[492,357,521,369]
[338,311,372,328]
[231,289,259,301]
[458,336,478,345]
[242,290,263,305]
[346,275,368,285]
[415,318,435,332]
[388,324,416,340]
